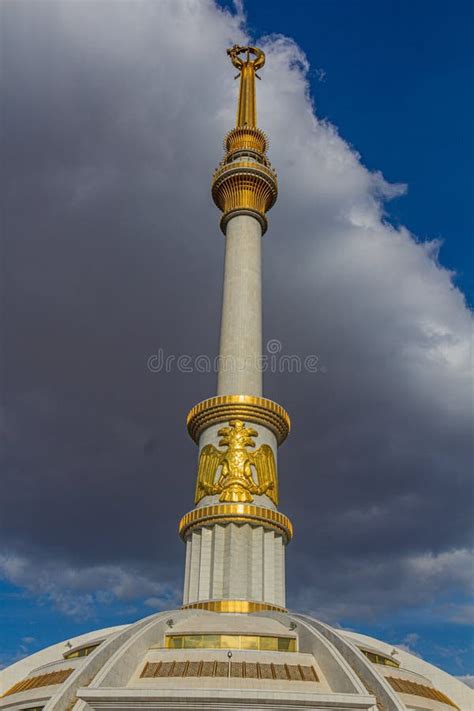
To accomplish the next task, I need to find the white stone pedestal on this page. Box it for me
[182,522,285,608]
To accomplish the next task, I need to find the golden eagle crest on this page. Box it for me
[195,419,278,505]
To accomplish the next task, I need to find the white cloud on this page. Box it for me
[0,552,180,620]
[446,604,474,625]
[407,550,474,591]
[0,636,37,670]
[290,549,474,624]
[395,632,422,656]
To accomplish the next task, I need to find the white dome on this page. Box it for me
[1,609,472,711]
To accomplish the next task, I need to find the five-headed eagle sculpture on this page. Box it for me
[195,419,278,505]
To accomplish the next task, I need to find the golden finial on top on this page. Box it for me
[227,45,265,73]
[227,45,265,128]
[211,45,277,234]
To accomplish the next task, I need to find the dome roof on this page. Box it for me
[1,609,472,711]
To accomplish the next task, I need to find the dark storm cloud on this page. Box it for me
[1,0,472,622]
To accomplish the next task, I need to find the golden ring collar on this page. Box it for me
[187,395,290,446]
[212,160,278,236]
[178,503,293,543]
[181,599,286,614]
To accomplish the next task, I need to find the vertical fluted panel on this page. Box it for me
[250,526,264,599]
[183,523,285,607]
[183,538,191,604]
[198,527,213,600]
[211,524,225,598]
[222,522,232,597]
[274,535,285,607]
[263,529,275,602]
[187,529,201,602]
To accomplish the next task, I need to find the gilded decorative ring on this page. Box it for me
[224,126,269,153]
[181,599,287,614]
[187,394,290,445]
[212,161,278,200]
[178,503,293,542]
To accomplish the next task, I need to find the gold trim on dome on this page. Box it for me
[181,599,286,614]
[178,503,293,542]
[386,677,459,709]
[187,395,290,445]
[2,669,74,698]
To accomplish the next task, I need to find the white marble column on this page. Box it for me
[217,214,262,396]
[181,48,289,614]
[182,523,286,608]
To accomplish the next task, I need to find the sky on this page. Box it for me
[1,0,473,682]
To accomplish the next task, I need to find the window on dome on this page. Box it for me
[64,643,100,659]
[278,637,294,652]
[240,635,259,650]
[361,649,400,668]
[165,634,296,652]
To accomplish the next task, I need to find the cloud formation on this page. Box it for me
[0,552,180,620]
[2,0,472,640]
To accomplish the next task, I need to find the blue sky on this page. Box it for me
[228,0,473,305]
[1,0,472,682]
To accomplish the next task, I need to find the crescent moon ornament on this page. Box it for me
[227,45,265,73]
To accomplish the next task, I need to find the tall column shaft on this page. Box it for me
[179,46,291,615]
[217,214,262,396]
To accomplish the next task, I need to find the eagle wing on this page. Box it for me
[253,444,278,506]
[195,444,222,504]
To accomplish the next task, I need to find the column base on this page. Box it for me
[182,521,286,609]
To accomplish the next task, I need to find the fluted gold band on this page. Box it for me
[211,161,277,236]
[225,126,268,154]
[181,599,287,614]
[187,394,290,445]
[178,503,293,542]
